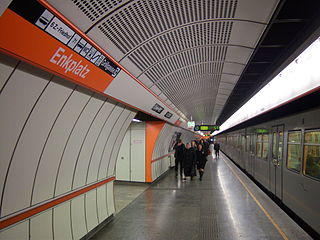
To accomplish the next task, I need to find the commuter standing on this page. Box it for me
[183,143,197,180]
[214,141,220,158]
[174,139,185,177]
[196,144,207,181]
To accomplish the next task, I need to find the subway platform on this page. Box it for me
[92,152,311,240]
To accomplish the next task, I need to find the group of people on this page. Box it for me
[174,139,220,181]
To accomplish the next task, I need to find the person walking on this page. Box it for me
[190,140,198,177]
[214,141,220,158]
[174,139,185,177]
[200,139,210,157]
[196,144,207,181]
[183,143,197,180]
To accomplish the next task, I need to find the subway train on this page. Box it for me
[215,106,320,237]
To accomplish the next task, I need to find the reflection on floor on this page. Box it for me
[114,181,149,214]
[92,152,311,240]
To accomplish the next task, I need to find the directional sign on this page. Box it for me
[194,125,220,132]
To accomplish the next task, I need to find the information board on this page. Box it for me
[194,125,220,132]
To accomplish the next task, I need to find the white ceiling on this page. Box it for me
[48,0,280,124]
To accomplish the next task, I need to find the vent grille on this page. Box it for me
[98,0,237,53]
[96,0,239,122]
[72,0,124,22]
[158,61,226,95]
[142,45,229,85]
[129,21,233,73]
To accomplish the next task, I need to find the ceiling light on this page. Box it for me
[214,37,320,134]
[132,118,142,122]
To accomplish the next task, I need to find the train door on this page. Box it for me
[248,134,255,176]
[270,125,284,199]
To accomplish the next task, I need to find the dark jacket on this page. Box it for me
[214,143,220,151]
[196,149,207,169]
[174,144,185,161]
[183,147,197,176]
[202,142,209,156]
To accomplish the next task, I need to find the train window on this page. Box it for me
[256,134,262,158]
[278,132,283,159]
[246,135,250,152]
[262,134,269,159]
[256,134,268,159]
[303,131,320,180]
[241,135,246,151]
[287,131,302,172]
[236,135,239,149]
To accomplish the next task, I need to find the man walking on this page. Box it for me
[174,139,185,177]
[214,141,220,158]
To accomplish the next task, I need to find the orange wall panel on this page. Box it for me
[145,122,165,182]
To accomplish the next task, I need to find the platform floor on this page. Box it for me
[92,152,311,240]
[114,181,149,214]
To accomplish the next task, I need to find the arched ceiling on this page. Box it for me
[47,0,282,124]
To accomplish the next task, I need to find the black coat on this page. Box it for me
[174,144,185,161]
[202,142,209,156]
[183,148,197,176]
[214,143,220,151]
[196,149,207,169]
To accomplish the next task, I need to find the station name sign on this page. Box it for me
[194,125,220,131]
[36,9,121,78]
[0,0,121,93]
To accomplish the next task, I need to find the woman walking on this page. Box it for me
[196,144,207,181]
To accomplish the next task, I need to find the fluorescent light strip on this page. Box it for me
[132,118,142,122]
[215,37,320,134]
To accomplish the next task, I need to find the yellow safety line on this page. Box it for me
[221,157,289,240]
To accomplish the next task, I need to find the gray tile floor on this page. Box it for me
[92,152,311,240]
[114,181,149,214]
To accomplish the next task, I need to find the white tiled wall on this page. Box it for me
[0,53,136,239]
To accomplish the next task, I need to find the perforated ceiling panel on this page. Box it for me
[48,0,280,124]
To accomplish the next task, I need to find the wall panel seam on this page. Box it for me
[106,111,133,178]
[69,200,74,240]
[0,74,53,217]
[100,108,127,179]
[83,193,88,237]
[71,98,107,190]
[96,106,125,180]
[114,112,136,181]
[85,103,119,184]
[0,59,20,95]
[30,85,77,205]
[53,92,94,197]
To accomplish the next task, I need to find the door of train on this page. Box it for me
[247,134,255,176]
[270,125,284,199]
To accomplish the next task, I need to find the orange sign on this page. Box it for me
[0,9,115,92]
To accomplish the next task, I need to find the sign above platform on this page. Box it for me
[194,125,220,132]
